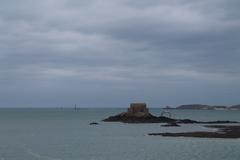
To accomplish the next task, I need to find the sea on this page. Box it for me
[0,108,240,160]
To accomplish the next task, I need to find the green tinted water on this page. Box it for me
[0,108,239,160]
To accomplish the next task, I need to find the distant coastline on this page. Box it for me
[166,104,240,110]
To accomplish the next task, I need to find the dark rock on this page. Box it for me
[103,112,238,124]
[89,122,99,125]
[149,125,240,138]
[199,120,238,124]
[103,112,175,123]
[176,119,198,124]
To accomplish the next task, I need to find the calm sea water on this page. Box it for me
[0,108,240,160]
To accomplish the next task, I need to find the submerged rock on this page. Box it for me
[89,122,99,125]
[149,125,240,138]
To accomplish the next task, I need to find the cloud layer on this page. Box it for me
[0,0,240,107]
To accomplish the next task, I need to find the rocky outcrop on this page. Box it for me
[89,122,99,125]
[103,112,176,123]
[103,103,177,123]
[102,103,238,124]
[149,125,240,138]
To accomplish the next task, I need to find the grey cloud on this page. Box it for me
[0,0,240,107]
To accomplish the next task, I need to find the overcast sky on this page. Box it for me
[0,0,240,108]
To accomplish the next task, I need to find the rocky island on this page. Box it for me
[103,103,238,124]
[103,103,177,123]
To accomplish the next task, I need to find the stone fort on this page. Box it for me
[128,103,149,114]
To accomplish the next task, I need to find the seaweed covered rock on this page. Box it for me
[149,125,240,138]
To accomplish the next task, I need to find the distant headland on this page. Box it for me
[167,104,240,110]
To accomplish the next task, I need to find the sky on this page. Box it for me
[0,0,240,108]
